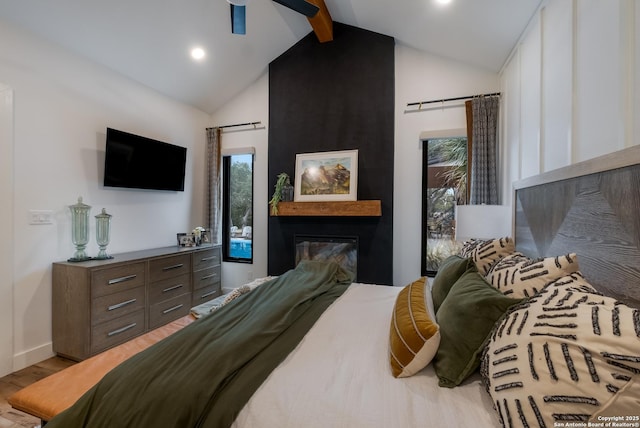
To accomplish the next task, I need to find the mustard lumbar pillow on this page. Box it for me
[389,277,440,378]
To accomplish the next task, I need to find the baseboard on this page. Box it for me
[13,342,54,372]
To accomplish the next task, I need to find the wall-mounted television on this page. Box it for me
[103,128,187,191]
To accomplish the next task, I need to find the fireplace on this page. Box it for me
[295,235,358,280]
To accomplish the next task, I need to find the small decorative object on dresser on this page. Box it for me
[193,226,206,245]
[176,233,187,246]
[68,196,91,262]
[179,234,195,247]
[94,208,113,260]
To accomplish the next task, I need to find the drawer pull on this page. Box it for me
[200,256,218,262]
[201,273,218,281]
[108,274,137,285]
[108,298,137,311]
[200,290,218,299]
[107,322,137,337]
[162,263,184,271]
[163,304,184,314]
[163,284,184,293]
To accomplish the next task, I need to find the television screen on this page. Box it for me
[104,128,187,191]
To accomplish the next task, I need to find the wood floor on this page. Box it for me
[0,357,75,428]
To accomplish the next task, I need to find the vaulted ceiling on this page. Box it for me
[0,0,541,114]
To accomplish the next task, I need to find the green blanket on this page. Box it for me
[47,261,352,428]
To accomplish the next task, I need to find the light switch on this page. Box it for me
[29,210,54,225]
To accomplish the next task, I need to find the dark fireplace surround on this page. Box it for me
[268,23,394,285]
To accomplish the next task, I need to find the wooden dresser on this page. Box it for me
[52,244,221,361]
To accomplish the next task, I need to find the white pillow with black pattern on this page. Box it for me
[546,271,600,295]
[481,277,640,428]
[459,237,515,276]
[485,252,580,298]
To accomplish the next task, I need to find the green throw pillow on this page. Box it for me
[433,270,524,388]
[431,256,475,313]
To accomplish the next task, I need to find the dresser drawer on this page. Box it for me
[92,263,146,298]
[91,309,145,355]
[149,254,191,282]
[193,247,221,271]
[91,286,146,326]
[193,265,221,290]
[149,293,191,330]
[192,282,222,307]
[149,273,191,305]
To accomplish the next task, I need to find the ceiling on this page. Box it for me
[0,0,541,114]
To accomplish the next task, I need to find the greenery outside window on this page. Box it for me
[222,152,254,263]
[421,137,468,276]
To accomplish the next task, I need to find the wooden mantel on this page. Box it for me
[271,200,381,217]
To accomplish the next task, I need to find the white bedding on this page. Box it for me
[232,282,500,427]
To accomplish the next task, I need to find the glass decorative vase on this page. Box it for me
[95,208,113,260]
[68,197,91,262]
[281,178,294,202]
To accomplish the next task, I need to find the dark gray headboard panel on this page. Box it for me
[514,145,640,309]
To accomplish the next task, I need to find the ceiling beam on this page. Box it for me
[306,0,333,42]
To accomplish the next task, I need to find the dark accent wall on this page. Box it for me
[268,23,394,285]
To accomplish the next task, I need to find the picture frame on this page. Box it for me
[179,234,195,247]
[176,233,186,246]
[294,149,358,202]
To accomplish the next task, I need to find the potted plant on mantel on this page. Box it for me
[269,172,293,215]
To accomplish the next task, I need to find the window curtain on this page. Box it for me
[206,127,222,244]
[468,95,500,205]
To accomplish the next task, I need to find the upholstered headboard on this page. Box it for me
[513,145,640,309]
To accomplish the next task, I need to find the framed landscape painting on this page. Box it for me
[294,149,358,201]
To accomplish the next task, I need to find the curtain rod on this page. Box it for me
[406,92,500,109]
[207,121,262,130]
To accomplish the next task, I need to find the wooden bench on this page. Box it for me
[8,315,195,424]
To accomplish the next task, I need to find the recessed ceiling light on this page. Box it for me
[190,47,206,61]
[436,0,452,4]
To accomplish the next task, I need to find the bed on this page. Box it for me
[9,145,640,427]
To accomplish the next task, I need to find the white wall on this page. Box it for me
[212,74,270,291]
[0,21,210,374]
[212,44,500,289]
[501,0,639,202]
[393,45,500,287]
[541,0,573,172]
[0,83,14,376]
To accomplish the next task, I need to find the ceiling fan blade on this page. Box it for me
[272,0,319,18]
[230,4,246,35]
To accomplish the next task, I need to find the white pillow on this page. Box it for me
[482,277,640,427]
[485,252,580,298]
[459,237,515,276]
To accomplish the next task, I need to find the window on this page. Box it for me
[222,152,254,263]
[421,137,468,276]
